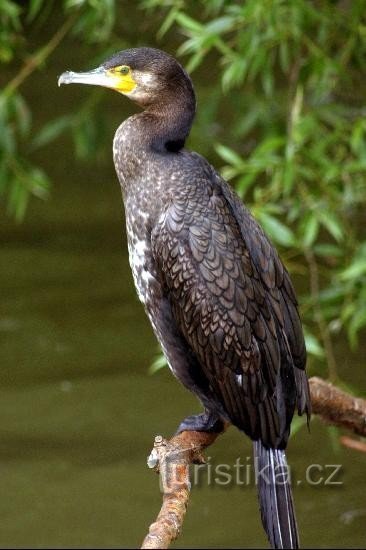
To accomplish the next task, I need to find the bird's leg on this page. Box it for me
[175,409,225,435]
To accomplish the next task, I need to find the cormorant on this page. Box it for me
[58,47,311,549]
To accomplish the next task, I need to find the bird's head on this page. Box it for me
[58,47,195,110]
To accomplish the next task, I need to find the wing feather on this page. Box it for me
[152,171,310,445]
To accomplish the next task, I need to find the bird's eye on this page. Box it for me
[119,65,130,75]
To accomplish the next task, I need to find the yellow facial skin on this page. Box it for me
[106,65,137,94]
[58,65,137,95]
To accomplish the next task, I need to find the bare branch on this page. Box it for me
[141,430,222,549]
[141,377,366,549]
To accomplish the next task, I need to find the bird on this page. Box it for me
[58,47,311,549]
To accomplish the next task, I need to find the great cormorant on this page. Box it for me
[58,47,311,549]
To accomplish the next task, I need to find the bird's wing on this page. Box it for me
[216,173,310,419]
[217,173,307,371]
[151,180,297,444]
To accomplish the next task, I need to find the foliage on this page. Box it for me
[0,0,118,219]
[142,0,366,381]
[1,0,366,381]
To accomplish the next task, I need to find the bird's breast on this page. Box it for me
[124,186,165,312]
[126,215,154,305]
[113,119,151,192]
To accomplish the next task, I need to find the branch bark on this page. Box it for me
[309,376,366,436]
[141,376,366,549]
[141,430,223,549]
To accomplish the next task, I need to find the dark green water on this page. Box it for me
[1,17,365,549]
[1,158,365,549]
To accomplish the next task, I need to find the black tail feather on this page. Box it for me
[254,440,299,549]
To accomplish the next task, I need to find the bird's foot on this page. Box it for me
[175,410,224,435]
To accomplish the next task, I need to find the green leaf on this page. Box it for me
[214,143,243,167]
[341,259,366,281]
[222,57,248,93]
[27,166,49,200]
[13,94,31,138]
[282,162,295,195]
[313,244,343,258]
[290,415,308,437]
[348,308,366,348]
[27,0,45,22]
[31,115,73,149]
[205,16,235,35]
[304,331,325,358]
[257,212,296,247]
[0,0,21,27]
[157,7,178,38]
[256,135,286,154]
[174,12,203,33]
[185,49,206,72]
[317,210,344,242]
[318,286,345,304]
[149,353,167,374]
[301,213,319,248]
[236,172,257,197]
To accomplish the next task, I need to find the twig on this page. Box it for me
[305,249,338,381]
[340,436,366,453]
[142,376,366,549]
[3,13,77,98]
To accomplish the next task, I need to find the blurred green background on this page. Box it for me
[0,0,365,547]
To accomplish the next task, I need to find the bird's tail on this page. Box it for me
[253,440,299,549]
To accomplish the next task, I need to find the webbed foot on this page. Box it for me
[176,410,224,435]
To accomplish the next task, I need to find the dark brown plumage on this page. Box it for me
[59,47,311,549]
[152,170,309,448]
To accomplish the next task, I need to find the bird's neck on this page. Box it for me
[138,94,196,153]
[113,89,196,191]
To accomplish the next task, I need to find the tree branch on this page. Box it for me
[309,376,366,436]
[141,430,223,549]
[141,376,366,549]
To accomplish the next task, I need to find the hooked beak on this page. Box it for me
[58,66,136,94]
[58,67,111,87]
